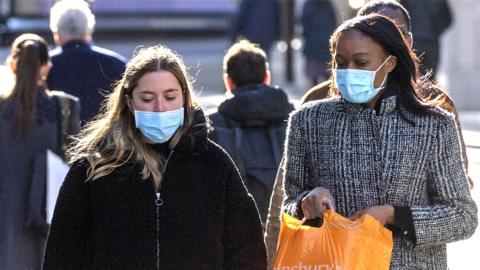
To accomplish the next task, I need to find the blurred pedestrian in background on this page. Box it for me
[283,14,476,269]
[43,45,266,269]
[209,40,294,224]
[301,0,337,87]
[230,0,280,55]
[0,33,80,270]
[47,0,126,124]
[401,0,452,78]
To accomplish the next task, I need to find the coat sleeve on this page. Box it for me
[264,160,285,269]
[42,161,91,269]
[222,152,267,270]
[282,110,312,219]
[410,115,478,247]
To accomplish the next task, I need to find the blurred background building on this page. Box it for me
[0,1,479,269]
[0,0,478,112]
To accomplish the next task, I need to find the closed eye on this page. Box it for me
[356,60,369,66]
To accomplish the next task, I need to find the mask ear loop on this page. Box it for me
[374,55,392,90]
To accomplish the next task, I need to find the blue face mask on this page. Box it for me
[134,107,184,144]
[333,56,391,104]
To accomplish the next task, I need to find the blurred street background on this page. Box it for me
[1,0,479,268]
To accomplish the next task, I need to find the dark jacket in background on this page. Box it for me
[47,40,126,123]
[43,110,267,270]
[301,0,337,65]
[0,90,80,270]
[209,84,294,224]
[231,0,280,53]
[401,0,452,75]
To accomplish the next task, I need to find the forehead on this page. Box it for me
[335,29,386,57]
[134,70,181,94]
[376,7,408,34]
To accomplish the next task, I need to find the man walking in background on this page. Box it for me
[48,0,126,124]
[209,40,294,224]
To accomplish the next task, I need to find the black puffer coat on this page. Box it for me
[43,110,267,270]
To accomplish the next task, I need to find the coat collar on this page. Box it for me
[61,40,92,50]
[168,108,209,158]
[218,84,294,127]
[338,88,398,116]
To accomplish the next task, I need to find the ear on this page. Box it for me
[263,70,271,86]
[83,34,92,43]
[53,32,61,46]
[224,73,236,91]
[386,55,397,73]
[8,57,17,74]
[124,94,134,113]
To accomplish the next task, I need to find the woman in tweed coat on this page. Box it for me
[282,14,477,269]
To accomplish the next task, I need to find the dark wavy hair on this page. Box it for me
[329,14,435,116]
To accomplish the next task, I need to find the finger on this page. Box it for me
[301,200,311,220]
[313,197,326,218]
[321,194,335,211]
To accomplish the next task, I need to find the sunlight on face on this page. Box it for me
[131,70,184,112]
[334,29,390,88]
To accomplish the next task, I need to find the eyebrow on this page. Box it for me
[138,88,180,94]
[334,52,369,59]
[353,52,370,57]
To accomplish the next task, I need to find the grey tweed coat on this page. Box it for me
[282,96,477,270]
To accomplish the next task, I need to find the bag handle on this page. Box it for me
[273,214,308,266]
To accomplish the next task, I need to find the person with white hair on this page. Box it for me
[47,0,126,124]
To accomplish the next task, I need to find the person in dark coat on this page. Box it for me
[47,0,126,124]
[301,0,338,86]
[43,45,267,270]
[209,40,294,224]
[401,0,452,78]
[230,0,280,54]
[0,34,80,270]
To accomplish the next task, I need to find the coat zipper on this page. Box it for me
[155,150,174,270]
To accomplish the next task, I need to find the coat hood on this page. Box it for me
[218,84,294,127]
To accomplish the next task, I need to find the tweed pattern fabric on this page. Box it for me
[282,96,477,270]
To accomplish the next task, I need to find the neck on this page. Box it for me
[365,90,384,109]
[57,35,90,46]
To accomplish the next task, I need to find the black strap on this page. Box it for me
[268,127,283,166]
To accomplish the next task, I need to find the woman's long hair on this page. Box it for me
[329,14,435,115]
[67,45,199,187]
[2,34,49,137]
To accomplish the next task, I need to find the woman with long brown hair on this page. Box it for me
[43,45,266,269]
[0,33,80,270]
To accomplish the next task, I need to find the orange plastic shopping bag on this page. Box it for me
[273,210,393,270]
